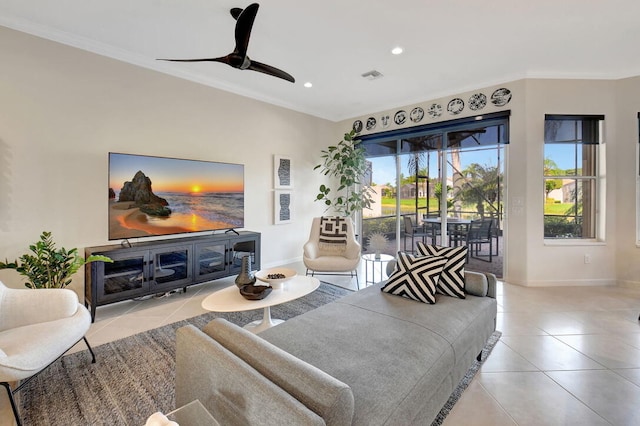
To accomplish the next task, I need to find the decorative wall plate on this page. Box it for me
[427,103,442,118]
[447,98,465,115]
[469,93,487,111]
[491,88,512,106]
[380,115,390,128]
[394,110,407,125]
[353,120,363,133]
[366,117,377,131]
[410,107,425,123]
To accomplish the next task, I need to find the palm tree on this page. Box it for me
[458,163,501,218]
[544,158,563,198]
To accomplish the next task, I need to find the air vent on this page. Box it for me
[361,70,384,80]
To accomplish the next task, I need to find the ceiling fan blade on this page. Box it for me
[248,60,295,83]
[230,7,243,20]
[157,56,229,64]
[157,4,294,83]
[234,3,259,57]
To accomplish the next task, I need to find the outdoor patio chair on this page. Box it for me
[403,215,430,252]
[461,218,493,262]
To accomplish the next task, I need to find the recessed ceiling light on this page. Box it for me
[304,82,313,88]
[391,46,403,55]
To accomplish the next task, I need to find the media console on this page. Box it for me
[84,231,260,322]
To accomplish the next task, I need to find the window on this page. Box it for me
[543,115,603,239]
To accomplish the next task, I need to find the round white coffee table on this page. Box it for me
[201,275,320,333]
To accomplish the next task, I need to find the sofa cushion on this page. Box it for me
[260,299,455,426]
[339,284,497,370]
[0,304,91,381]
[416,243,467,299]
[203,318,354,426]
[176,325,326,426]
[381,252,447,304]
[464,272,489,297]
[318,216,348,253]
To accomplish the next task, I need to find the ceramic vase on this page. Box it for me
[235,255,256,288]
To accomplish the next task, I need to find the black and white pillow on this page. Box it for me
[381,252,448,304]
[416,243,467,299]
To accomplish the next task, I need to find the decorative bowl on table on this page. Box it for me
[239,284,272,300]
[254,268,297,290]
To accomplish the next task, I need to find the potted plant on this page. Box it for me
[0,231,113,289]
[367,232,388,260]
[314,129,375,216]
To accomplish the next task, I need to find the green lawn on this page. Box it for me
[381,197,435,209]
[544,202,574,215]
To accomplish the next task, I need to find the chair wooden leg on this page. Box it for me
[1,382,22,426]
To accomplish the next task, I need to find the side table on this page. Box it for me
[160,400,219,425]
[362,253,394,286]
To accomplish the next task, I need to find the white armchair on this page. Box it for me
[303,217,361,287]
[0,281,95,426]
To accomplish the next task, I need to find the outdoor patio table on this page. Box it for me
[422,217,471,247]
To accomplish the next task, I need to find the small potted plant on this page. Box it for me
[0,231,113,289]
[367,232,388,260]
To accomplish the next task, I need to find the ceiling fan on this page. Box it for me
[158,3,295,83]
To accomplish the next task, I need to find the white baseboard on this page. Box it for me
[262,256,303,270]
[503,277,618,287]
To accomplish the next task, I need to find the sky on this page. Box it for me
[108,153,244,193]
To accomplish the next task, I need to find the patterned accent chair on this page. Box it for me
[303,217,361,287]
[0,281,96,426]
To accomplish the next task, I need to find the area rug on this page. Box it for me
[18,282,351,425]
[18,283,499,425]
[430,330,502,426]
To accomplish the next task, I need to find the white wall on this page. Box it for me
[0,27,338,294]
[614,75,640,287]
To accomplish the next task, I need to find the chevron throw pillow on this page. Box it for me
[416,243,467,299]
[381,252,448,304]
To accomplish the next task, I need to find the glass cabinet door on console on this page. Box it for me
[85,231,260,322]
[151,245,193,291]
[195,241,229,281]
[99,250,150,302]
[229,238,259,274]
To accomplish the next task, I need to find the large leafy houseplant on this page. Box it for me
[314,129,375,216]
[0,231,113,289]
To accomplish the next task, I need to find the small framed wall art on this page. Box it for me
[274,155,293,189]
[274,190,292,224]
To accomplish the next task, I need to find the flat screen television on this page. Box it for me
[108,152,244,240]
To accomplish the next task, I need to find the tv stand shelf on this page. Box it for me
[84,231,260,322]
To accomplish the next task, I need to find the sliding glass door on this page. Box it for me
[359,113,507,277]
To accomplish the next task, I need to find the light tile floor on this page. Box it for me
[3,261,640,425]
[445,283,640,426]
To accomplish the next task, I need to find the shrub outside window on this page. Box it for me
[543,115,603,239]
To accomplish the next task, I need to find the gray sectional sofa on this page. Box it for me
[175,270,497,425]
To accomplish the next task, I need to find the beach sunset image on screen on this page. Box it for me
[108,153,244,240]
